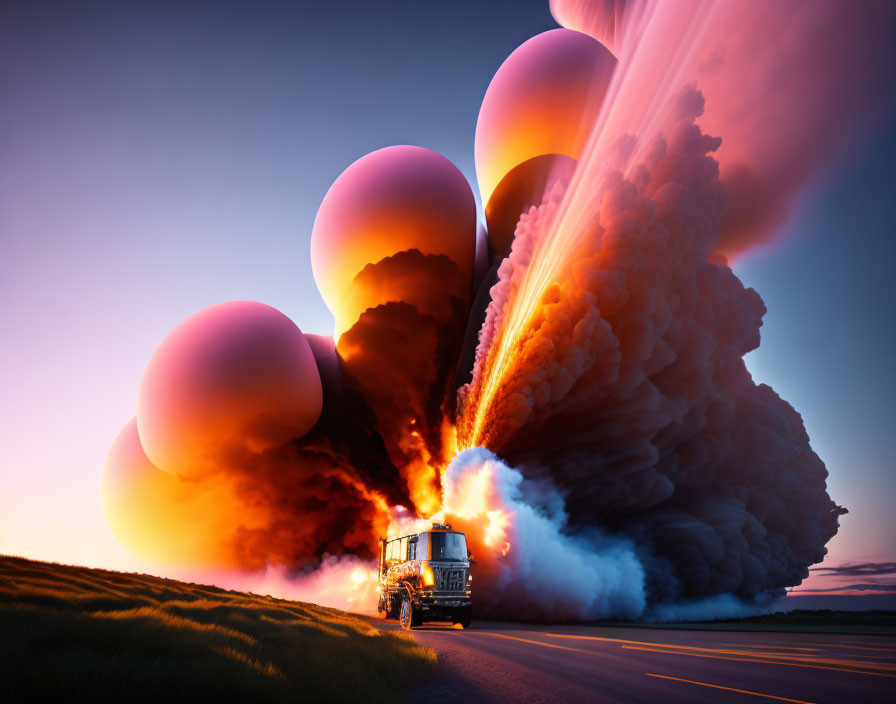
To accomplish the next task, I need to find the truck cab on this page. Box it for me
[376,523,472,629]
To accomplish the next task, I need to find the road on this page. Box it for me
[370,618,895,703]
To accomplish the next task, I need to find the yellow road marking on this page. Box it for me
[623,644,896,672]
[543,633,829,659]
[816,643,896,653]
[720,643,823,652]
[644,672,816,703]
[543,632,673,646]
[540,631,896,671]
[542,632,824,655]
[471,630,896,678]
[474,631,592,654]
[622,645,896,678]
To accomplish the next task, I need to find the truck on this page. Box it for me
[376,523,472,629]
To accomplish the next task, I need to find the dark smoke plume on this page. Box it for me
[459,87,845,606]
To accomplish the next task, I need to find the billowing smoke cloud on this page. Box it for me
[104,252,469,573]
[458,86,844,608]
[336,250,470,516]
[176,555,381,613]
[443,448,645,621]
[219,436,390,570]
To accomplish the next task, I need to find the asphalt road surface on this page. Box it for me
[371,618,895,703]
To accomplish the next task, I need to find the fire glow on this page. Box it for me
[100,0,893,619]
[439,463,512,557]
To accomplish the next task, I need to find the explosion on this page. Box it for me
[101,0,893,619]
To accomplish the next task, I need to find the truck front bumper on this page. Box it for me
[415,590,471,614]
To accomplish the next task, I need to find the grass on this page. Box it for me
[0,554,436,703]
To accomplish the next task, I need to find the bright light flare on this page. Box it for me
[440,459,513,559]
[350,566,372,587]
[485,510,512,556]
[422,562,435,587]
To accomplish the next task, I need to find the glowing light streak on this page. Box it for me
[622,645,896,678]
[643,673,817,704]
[460,0,723,450]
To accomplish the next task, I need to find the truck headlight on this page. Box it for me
[422,563,435,587]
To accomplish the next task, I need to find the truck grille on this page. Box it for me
[435,567,467,592]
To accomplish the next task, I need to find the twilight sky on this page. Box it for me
[1,0,894,594]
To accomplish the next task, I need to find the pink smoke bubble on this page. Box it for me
[550,0,627,52]
[310,145,476,337]
[101,418,255,567]
[475,27,616,247]
[136,300,322,477]
[101,417,178,562]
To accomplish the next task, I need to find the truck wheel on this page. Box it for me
[455,606,472,629]
[378,594,398,620]
[399,592,421,629]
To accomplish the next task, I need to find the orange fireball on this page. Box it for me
[101,419,259,567]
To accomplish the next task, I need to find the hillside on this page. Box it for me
[0,555,435,703]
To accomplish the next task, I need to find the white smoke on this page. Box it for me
[443,447,645,621]
[173,555,380,613]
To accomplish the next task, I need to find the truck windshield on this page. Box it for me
[430,532,467,561]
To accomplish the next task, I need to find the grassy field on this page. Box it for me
[0,554,436,703]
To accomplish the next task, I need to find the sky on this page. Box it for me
[1,0,894,597]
